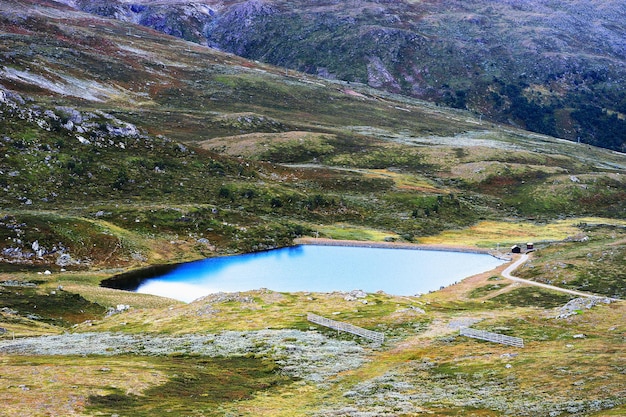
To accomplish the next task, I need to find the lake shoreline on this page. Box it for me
[102,239,504,293]
[293,237,493,255]
[128,244,507,301]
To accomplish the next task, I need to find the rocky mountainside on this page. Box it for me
[0,0,624,274]
[57,0,626,152]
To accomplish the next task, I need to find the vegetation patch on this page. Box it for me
[0,212,131,270]
[468,283,510,299]
[328,145,430,171]
[87,356,290,416]
[0,285,106,327]
[313,224,399,242]
[418,219,586,248]
[515,223,626,298]
[201,131,336,162]
[490,287,576,309]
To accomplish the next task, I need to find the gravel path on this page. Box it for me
[501,254,608,298]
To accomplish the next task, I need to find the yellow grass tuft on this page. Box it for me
[417,217,626,248]
[313,223,400,242]
[0,355,167,416]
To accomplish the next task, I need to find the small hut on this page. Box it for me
[511,245,522,254]
[526,242,534,251]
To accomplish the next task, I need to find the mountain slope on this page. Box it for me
[0,3,625,417]
[0,0,624,277]
[58,0,626,152]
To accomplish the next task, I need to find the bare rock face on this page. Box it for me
[58,0,218,44]
[203,0,280,55]
[366,56,400,92]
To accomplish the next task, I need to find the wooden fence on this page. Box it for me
[460,327,524,348]
[307,313,385,344]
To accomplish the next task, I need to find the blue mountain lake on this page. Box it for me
[113,245,505,302]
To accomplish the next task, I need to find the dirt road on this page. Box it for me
[502,253,598,298]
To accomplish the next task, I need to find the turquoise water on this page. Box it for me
[135,245,504,302]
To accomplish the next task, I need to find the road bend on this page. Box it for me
[501,253,600,298]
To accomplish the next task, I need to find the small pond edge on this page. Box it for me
[101,238,505,293]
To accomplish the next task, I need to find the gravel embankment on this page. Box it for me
[295,238,491,254]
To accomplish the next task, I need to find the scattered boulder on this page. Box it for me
[131,252,147,262]
[343,289,367,301]
[556,297,613,319]
[56,253,78,267]
[106,304,131,317]
[396,305,426,314]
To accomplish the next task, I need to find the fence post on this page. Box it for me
[308,313,384,344]
[460,327,523,348]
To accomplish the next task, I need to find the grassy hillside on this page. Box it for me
[64,0,626,152]
[0,1,624,416]
[0,0,624,311]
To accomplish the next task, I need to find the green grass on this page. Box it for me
[87,356,291,416]
[0,6,625,416]
[314,224,400,241]
[490,287,576,309]
[0,285,106,327]
[468,283,510,299]
[515,224,626,298]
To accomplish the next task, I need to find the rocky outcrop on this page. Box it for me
[59,0,217,44]
[556,297,614,319]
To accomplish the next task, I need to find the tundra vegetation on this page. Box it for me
[0,1,624,416]
[62,0,626,153]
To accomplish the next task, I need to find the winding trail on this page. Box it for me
[501,253,598,298]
